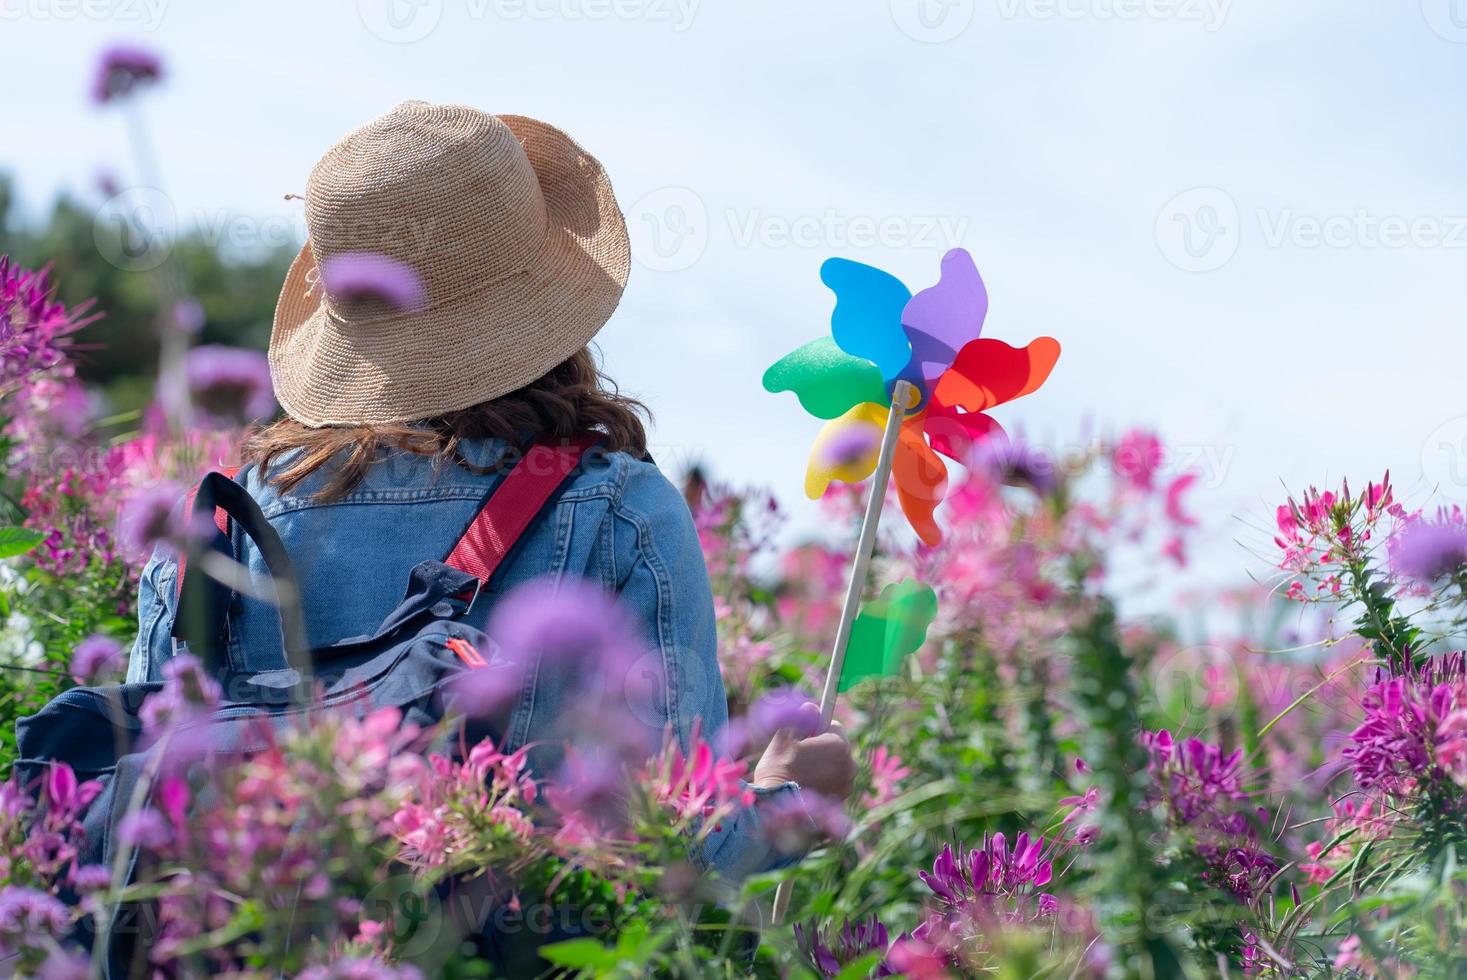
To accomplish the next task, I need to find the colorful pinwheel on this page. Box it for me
[763,247,1061,545]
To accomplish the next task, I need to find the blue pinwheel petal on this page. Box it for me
[901,247,989,393]
[819,257,914,384]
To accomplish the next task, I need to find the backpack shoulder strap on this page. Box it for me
[175,464,241,596]
[445,436,600,585]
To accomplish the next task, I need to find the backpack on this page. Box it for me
[13,436,598,974]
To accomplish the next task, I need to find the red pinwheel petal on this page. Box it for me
[932,337,1061,414]
[925,409,1008,463]
[893,417,948,546]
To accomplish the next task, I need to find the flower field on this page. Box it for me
[4,43,1467,980]
[4,245,1467,978]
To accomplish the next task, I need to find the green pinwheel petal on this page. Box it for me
[762,337,889,420]
[838,579,939,692]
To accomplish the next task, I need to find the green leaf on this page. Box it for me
[539,938,618,970]
[834,953,884,980]
[839,579,938,692]
[0,526,44,560]
[763,337,889,420]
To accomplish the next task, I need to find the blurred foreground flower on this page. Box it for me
[90,44,163,105]
[183,345,276,427]
[319,252,428,314]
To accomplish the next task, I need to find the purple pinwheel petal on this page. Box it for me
[901,248,988,394]
[319,252,429,314]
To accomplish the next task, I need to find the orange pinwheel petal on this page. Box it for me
[925,409,1008,463]
[932,337,1061,414]
[893,416,948,546]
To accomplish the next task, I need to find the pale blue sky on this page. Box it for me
[4,0,1467,591]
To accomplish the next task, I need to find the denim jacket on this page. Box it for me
[126,439,800,879]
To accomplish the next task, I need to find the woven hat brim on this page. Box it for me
[269,115,630,428]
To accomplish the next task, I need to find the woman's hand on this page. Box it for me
[751,702,857,800]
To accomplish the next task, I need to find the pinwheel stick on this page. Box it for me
[771,379,917,926]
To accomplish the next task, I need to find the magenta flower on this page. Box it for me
[90,44,163,105]
[115,479,184,563]
[184,344,277,426]
[70,634,126,685]
[1112,429,1164,491]
[319,252,429,314]
[918,833,1057,925]
[646,730,753,831]
[863,745,912,810]
[1345,653,1466,799]
[1,256,94,395]
[1143,730,1279,902]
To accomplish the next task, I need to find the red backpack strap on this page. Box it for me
[445,436,599,584]
[175,465,241,597]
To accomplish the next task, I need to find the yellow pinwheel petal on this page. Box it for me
[804,402,889,499]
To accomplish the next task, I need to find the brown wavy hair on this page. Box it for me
[242,347,648,502]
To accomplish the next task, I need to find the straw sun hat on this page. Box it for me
[270,100,630,427]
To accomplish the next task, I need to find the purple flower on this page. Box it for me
[140,653,222,737]
[748,686,821,740]
[0,886,70,956]
[760,789,851,855]
[37,948,90,980]
[970,437,1059,497]
[1391,517,1467,582]
[116,479,184,562]
[319,252,429,314]
[184,344,276,425]
[117,807,170,849]
[820,425,881,470]
[794,915,891,978]
[172,298,205,335]
[69,864,114,894]
[1143,730,1280,902]
[71,633,125,685]
[90,44,163,105]
[489,577,644,675]
[297,958,425,980]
